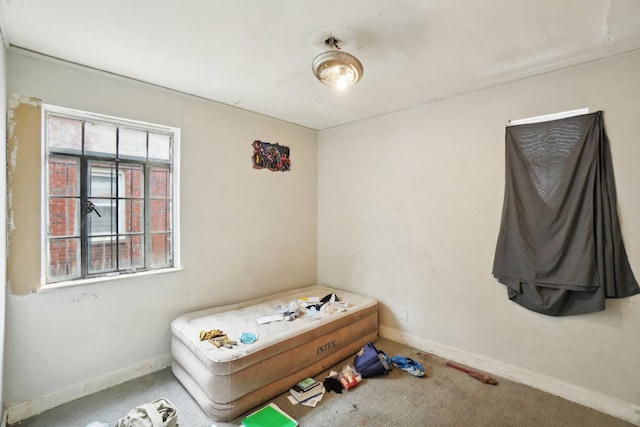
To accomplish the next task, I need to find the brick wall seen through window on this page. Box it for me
[43,105,179,284]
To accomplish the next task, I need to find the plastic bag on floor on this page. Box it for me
[114,398,177,427]
[338,364,362,390]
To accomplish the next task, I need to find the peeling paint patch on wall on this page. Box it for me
[7,96,44,295]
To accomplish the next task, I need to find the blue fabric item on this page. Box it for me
[240,332,257,344]
[391,355,425,377]
[353,341,390,378]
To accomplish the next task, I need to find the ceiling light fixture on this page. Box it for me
[312,36,363,90]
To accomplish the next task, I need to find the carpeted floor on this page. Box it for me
[9,337,636,427]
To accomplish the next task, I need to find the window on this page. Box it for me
[88,167,126,238]
[43,105,180,284]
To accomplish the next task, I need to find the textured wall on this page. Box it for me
[4,49,318,417]
[318,52,640,421]
[0,42,7,420]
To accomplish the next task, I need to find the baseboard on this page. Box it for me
[1,406,7,427]
[6,353,172,424]
[380,325,640,426]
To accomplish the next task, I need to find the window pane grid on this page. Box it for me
[150,232,172,267]
[48,157,79,196]
[87,237,117,274]
[48,238,81,280]
[48,197,80,238]
[45,107,176,283]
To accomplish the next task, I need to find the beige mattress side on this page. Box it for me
[172,309,378,404]
[172,327,379,421]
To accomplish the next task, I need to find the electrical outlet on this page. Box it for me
[400,307,409,321]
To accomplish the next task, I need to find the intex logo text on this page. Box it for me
[316,339,337,355]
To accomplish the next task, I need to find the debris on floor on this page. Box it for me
[446,362,498,385]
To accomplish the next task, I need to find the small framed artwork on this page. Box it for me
[252,140,291,172]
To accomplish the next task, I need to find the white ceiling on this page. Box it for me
[2,1,640,130]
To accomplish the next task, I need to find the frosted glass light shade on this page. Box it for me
[312,50,363,90]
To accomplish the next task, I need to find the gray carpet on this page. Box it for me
[9,337,635,427]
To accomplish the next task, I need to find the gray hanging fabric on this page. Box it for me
[492,111,639,316]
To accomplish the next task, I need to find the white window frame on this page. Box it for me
[88,166,126,241]
[41,104,181,288]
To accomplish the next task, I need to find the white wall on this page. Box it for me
[4,49,317,422]
[318,51,640,424]
[0,40,7,426]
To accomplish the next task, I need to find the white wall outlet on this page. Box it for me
[400,307,409,321]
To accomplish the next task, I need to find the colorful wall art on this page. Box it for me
[252,140,291,172]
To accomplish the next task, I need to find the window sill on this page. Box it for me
[38,266,183,293]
